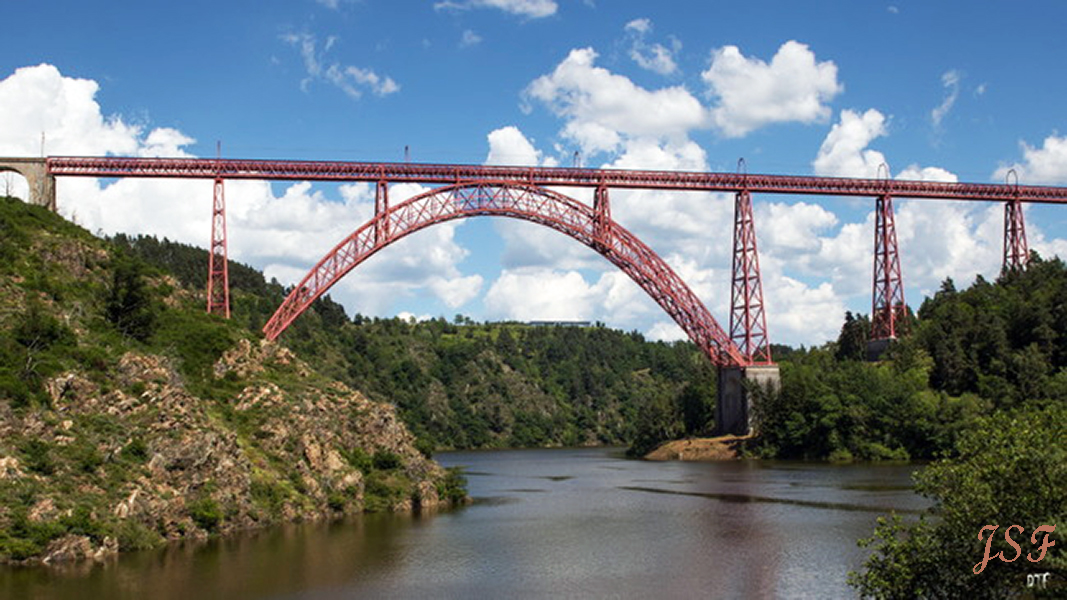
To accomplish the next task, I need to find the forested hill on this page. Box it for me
[87,214,1067,462]
[109,233,718,451]
[755,253,1067,462]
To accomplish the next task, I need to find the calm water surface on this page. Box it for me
[0,448,926,599]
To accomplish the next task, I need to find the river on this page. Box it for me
[0,447,926,599]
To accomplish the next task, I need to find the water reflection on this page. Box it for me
[0,448,926,599]
[619,485,926,514]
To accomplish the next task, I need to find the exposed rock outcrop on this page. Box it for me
[0,340,459,565]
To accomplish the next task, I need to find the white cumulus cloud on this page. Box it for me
[0,64,148,157]
[485,126,545,166]
[525,48,707,155]
[703,40,843,138]
[484,268,597,321]
[813,108,889,178]
[993,134,1067,185]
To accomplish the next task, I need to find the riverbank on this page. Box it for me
[643,434,755,461]
[0,447,927,598]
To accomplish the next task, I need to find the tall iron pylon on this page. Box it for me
[1003,198,1029,272]
[206,177,230,318]
[871,194,905,340]
[730,189,771,365]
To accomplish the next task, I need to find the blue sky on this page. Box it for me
[3,0,1067,347]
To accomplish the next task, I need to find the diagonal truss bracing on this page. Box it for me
[871,195,906,340]
[1003,199,1029,272]
[262,181,748,367]
[45,156,1067,203]
[730,190,771,364]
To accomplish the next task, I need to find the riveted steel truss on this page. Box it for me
[46,156,1067,203]
[1003,199,1029,272]
[730,190,771,364]
[42,155,1067,368]
[871,195,906,340]
[261,181,748,367]
[206,178,230,318]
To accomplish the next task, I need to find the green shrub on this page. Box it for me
[187,496,222,532]
[326,490,348,512]
[104,253,157,342]
[287,470,308,495]
[61,504,106,541]
[20,439,56,475]
[14,297,74,352]
[371,450,403,471]
[120,437,149,463]
[151,311,234,395]
[341,447,373,473]
[250,476,286,518]
[111,520,161,551]
[68,440,104,473]
[414,437,435,459]
[0,373,36,409]
[363,471,410,513]
[0,536,43,561]
[436,467,468,505]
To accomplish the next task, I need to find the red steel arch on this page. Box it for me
[263,181,748,367]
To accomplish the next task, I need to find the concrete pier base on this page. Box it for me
[716,364,781,435]
[866,338,893,362]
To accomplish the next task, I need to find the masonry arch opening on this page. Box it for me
[1,168,29,202]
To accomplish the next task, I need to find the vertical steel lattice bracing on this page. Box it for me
[375,179,389,244]
[729,190,771,365]
[593,184,611,249]
[1003,199,1029,272]
[206,177,230,318]
[871,194,905,340]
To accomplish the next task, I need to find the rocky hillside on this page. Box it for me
[0,196,464,564]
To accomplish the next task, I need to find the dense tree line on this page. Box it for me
[839,257,1067,596]
[318,317,716,450]
[755,254,1067,462]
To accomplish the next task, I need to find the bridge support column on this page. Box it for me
[1003,198,1028,272]
[375,180,389,244]
[730,189,771,364]
[593,184,611,248]
[206,178,230,318]
[0,158,56,211]
[868,194,906,361]
[716,364,780,436]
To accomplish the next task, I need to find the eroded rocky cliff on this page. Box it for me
[1,338,459,565]
[0,196,464,565]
